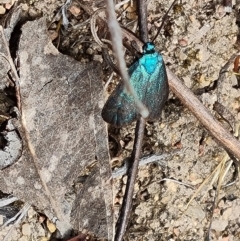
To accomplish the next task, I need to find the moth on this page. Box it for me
[101,42,168,127]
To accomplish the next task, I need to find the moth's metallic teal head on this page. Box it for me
[143,42,155,54]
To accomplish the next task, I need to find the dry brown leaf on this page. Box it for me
[0,18,113,240]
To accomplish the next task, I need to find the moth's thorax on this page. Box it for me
[140,52,163,75]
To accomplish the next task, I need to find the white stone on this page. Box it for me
[19,236,28,241]
[211,219,228,231]
[0,6,6,15]
[22,223,31,236]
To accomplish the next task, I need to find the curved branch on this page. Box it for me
[167,69,240,161]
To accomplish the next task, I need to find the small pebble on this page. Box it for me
[122,175,127,185]
[47,219,56,233]
[93,55,103,63]
[86,48,93,55]
[27,207,36,219]
[211,219,228,231]
[215,5,226,19]
[19,236,28,241]
[22,223,31,236]
[0,5,6,14]
[28,7,39,18]
[178,38,188,47]
[69,5,81,16]
[40,237,49,241]
[222,207,232,220]
[0,215,3,225]
[49,30,58,41]
[5,2,14,10]
[21,3,29,11]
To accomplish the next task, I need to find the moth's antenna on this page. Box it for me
[152,0,178,42]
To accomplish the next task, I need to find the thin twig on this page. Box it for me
[102,48,121,76]
[206,123,240,240]
[0,26,21,111]
[112,151,184,178]
[3,203,31,241]
[137,0,148,42]
[104,72,115,91]
[158,178,194,189]
[167,69,240,162]
[152,0,178,42]
[114,117,146,241]
[0,196,18,208]
[206,156,228,241]
[113,1,150,239]
[105,0,149,118]
[115,0,131,10]
[90,8,107,48]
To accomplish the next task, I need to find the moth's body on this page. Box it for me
[102,42,168,127]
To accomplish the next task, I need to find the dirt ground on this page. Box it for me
[1,0,240,241]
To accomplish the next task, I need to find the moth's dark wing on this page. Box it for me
[129,54,168,121]
[143,59,168,120]
[101,82,139,127]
